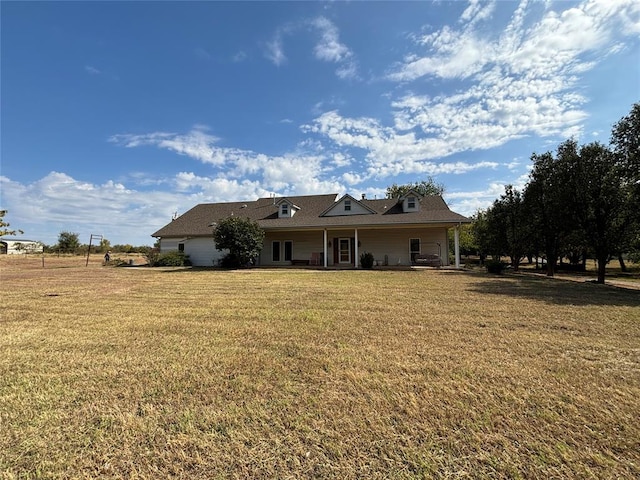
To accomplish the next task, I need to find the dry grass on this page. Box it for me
[1,255,639,479]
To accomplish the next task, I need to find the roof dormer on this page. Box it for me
[320,194,377,217]
[275,198,300,218]
[399,190,422,213]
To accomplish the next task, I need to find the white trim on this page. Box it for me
[354,228,359,269]
[454,225,461,268]
[323,229,328,268]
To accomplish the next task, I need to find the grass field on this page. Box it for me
[1,255,639,479]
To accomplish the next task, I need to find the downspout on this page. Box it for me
[454,223,461,269]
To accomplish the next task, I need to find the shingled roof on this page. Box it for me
[152,193,470,238]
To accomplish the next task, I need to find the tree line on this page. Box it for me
[469,102,639,283]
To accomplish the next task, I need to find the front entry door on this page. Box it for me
[338,238,351,264]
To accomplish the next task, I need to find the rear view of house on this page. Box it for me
[152,191,470,268]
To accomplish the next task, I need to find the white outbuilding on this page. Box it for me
[0,238,44,254]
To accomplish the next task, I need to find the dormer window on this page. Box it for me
[277,199,299,218]
[344,200,351,211]
[400,191,422,212]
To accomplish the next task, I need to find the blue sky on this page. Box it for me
[1,0,639,246]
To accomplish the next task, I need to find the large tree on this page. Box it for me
[57,231,81,253]
[569,142,629,284]
[610,102,640,262]
[524,140,579,277]
[386,177,445,198]
[610,102,640,189]
[213,216,265,268]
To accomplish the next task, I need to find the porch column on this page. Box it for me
[354,228,359,268]
[454,224,461,269]
[323,229,328,268]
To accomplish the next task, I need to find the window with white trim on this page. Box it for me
[407,196,416,209]
[281,204,288,216]
[344,200,351,211]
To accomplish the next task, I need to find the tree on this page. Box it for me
[57,231,81,253]
[524,141,578,277]
[212,216,265,268]
[0,210,24,237]
[386,177,445,198]
[610,102,640,189]
[610,102,640,262]
[471,209,499,263]
[488,185,530,270]
[569,142,629,284]
[99,238,111,253]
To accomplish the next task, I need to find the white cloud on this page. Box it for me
[232,50,247,62]
[85,65,101,75]
[110,126,348,198]
[0,172,189,245]
[110,127,235,166]
[299,0,638,179]
[302,110,500,178]
[460,0,496,25]
[265,32,287,66]
[311,16,352,62]
[383,0,639,149]
[264,17,358,79]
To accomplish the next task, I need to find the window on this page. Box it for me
[178,243,185,252]
[344,200,351,211]
[272,241,281,262]
[407,196,416,209]
[284,241,293,262]
[281,204,288,216]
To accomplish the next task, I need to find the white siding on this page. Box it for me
[159,238,181,252]
[159,237,226,266]
[0,240,44,254]
[184,237,226,266]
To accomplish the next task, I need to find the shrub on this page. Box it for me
[144,248,160,267]
[485,259,506,274]
[154,251,191,267]
[360,251,375,269]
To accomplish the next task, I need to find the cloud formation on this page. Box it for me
[301,0,639,176]
[264,16,358,79]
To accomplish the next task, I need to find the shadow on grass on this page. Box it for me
[464,272,640,307]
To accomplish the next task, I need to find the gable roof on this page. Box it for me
[151,193,470,238]
[319,193,378,216]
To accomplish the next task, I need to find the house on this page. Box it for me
[151,192,470,268]
[0,238,44,255]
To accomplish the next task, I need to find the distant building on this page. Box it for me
[0,238,44,254]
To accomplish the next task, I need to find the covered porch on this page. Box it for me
[260,224,463,269]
